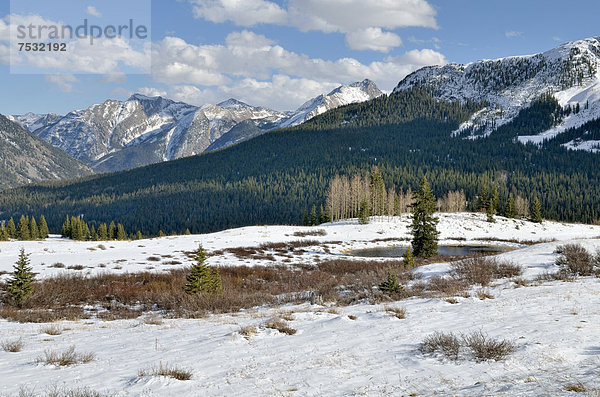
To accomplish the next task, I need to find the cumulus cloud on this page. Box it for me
[191,0,287,26]
[86,6,102,18]
[189,0,438,52]
[345,28,402,52]
[1,14,151,74]
[148,32,447,110]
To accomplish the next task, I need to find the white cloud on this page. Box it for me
[189,0,438,52]
[138,87,168,97]
[345,28,402,52]
[288,0,438,32]
[505,31,523,38]
[148,33,447,110]
[103,72,127,83]
[2,14,151,74]
[86,6,102,18]
[191,0,287,26]
[45,74,79,92]
[553,36,561,42]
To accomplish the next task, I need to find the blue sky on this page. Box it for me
[1,0,599,115]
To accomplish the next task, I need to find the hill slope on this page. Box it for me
[0,115,92,190]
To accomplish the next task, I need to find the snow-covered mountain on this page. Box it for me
[16,80,381,172]
[394,36,600,148]
[0,115,91,189]
[277,79,383,128]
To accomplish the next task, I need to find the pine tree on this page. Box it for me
[0,225,8,241]
[319,204,328,224]
[185,245,221,295]
[61,215,71,238]
[17,215,30,241]
[491,185,499,213]
[158,230,166,237]
[504,195,515,218]
[477,186,489,212]
[29,217,39,240]
[6,217,16,239]
[486,199,496,223]
[90,225,97,240]
[108,221,116,240]
[97,223,108,240]
[310,205,318,226]
[410,177,439,258]
[358,199,370,224]
[403,246,414,267]
[531,197,543,223]
[378,270,403,294]
[38,215,49,239]
[185,228,191,235]
[7,248,35,307]
[302,209,309,226]
[136,231,143,240]
[116,224,127,240]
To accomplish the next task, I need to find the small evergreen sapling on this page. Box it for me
[403,246,414,267]
[379,270,403,294]
[185,245,222,295]
[7,248,35,307]
[530,197,543,223]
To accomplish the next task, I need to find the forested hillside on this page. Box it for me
[0,89,598,235]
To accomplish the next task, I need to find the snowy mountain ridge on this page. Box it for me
[13,79,381,172]
[394,36,600,147]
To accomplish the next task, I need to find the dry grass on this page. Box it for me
[476,290,494,300]
[385,305,406,319]
[555,243,596,276]
[462,330,516,362]
[139,362,193,380]
[266,317,297,335]
[452,257,522,286]
[419,331,461,360]
[293,229,327,237]
[420,330,516,362]
[1,338,24,352]
[37,346,95,366]
[238,325,258,339]
[41,324,63,335]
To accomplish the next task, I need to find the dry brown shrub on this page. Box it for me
[555,243,595,276]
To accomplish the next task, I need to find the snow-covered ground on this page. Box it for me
[1,213,600,396]
[2,213,600,280]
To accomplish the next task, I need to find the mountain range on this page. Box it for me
[9,79,383,173]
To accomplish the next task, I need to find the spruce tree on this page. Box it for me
[108,221,116,240]
[486,200,496,223]
[477,186,489,212]
[378,270,403,294]
[0,225,8,241]
[17,215,30,241]
[302,209,309,226]
[29,217,39,240]
[410,177,439,258]
[97,223,108,240]
[7,248,35,307]
[6,217,16,239]
[38,216,49,239]
[136,231,143,240]
[116,224,127,240]
[504,196,515,218]
[310,205,318,226]
[61,215,71,238]
[531,197,543,223]
[358,199,370,224]
[185,245,221,295]
[185,228,191,235]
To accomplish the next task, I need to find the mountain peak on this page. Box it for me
[217,98,254,109]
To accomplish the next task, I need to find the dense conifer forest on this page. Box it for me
[0,88,598,235]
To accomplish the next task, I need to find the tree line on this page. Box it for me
[0,215,49,241]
